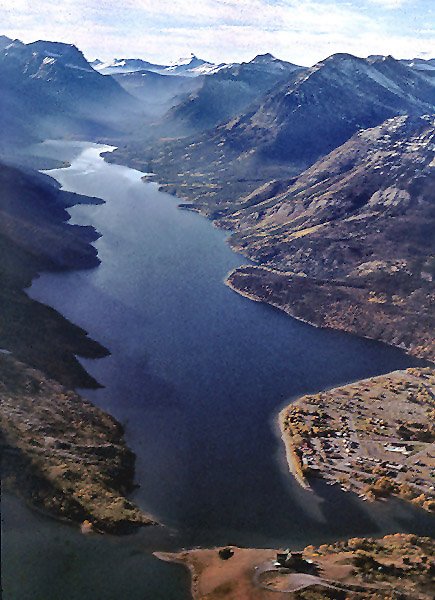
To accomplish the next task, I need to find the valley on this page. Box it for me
[0,30,434,600]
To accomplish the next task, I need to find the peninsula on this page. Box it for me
[280,367,435,512]
[0,354,155,533]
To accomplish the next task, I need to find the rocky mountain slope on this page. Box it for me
[227,115,435,360]
[0,354,154,533]
[163,54,303,135]
[224,53,434,165]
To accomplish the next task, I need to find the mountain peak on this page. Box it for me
[252,53,276,62]
[323,52,363,65]
[25,40,93,71]
[248,53,303,72]
[28,40,80,53]
[170,54,206,67]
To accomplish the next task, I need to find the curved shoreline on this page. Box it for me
[153,536,435,600]
[225,267,321,329]
[225,265,434,362]
[278,406,311,491]
[277,367,435,513]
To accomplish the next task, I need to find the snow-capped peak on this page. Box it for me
[164,54,227,77]
[92,53,227,77]
[167,53,199,67]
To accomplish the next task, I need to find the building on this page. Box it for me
[275,551,311,570]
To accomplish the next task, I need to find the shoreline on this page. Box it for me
[1,145,158,533]
[278,407,311,490]
[225,267,321,330]
[0,354,158,534]
[155,551,199,599]
[225,265,434,361]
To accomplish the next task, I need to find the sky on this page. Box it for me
[1,0,434,66]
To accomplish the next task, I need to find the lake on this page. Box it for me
[2,140,433,599]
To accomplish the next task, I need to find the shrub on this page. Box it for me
[353,552,381,573]
[218,547,234,560]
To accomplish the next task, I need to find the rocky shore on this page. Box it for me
[0,160,109,388]
[226,265,434,361]
[0,353,156,533]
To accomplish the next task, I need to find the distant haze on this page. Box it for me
[1,0,434,66]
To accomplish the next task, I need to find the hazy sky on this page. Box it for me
[1,0,434,65]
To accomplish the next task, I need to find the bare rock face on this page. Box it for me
[227,115,435,360]
[229,115,434,275]
[0,354,156,533]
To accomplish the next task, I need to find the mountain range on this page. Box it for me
[162,54,303,135]
[93,53,225,77]
[0,39,304,152]
[99,53,303,131]
[111,53,434,217]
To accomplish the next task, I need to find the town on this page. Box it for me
[281,367,435,511]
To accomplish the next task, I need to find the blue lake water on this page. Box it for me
[2,140,433,599]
